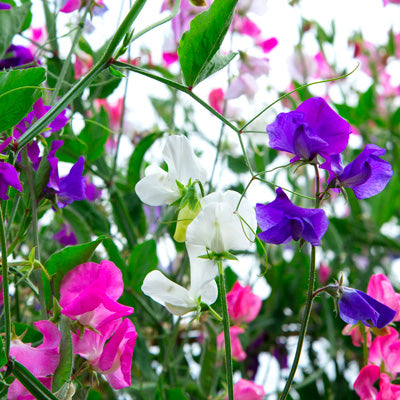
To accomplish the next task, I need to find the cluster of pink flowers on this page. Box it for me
[342,274,400,399]
[217,281,264,398]
[59,260,137,389]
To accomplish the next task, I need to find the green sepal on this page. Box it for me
[198,251,238,262]
[109,65,126,78]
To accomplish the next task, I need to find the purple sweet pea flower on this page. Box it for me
[57,156,86,208]
[0,45,34,70]
[0,138,23,200]
[53,224,78,246]
[338,287,396,329]
[266,97,351,162]
[256,188,329,246]
[0,2,12,9]
[14,98,68,139]
[321,144,393,199]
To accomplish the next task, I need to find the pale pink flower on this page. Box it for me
[368,327,400,376]
[217,326,246,361]
[383,0,400,6]
[73,54,93,80]
[227,281,262,324]
[342,324,371,347]
[367,273,400,321]
[239,54,270,78]
[95,98,124,131]
[226,379,265,400]
[59,261,133,330]
[313,51,334,80]
[8,321,61,400]
[226,73,258,100]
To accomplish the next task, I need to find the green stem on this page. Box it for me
[42,0,59,56]
[129,0,181,43]
[279,246,317,400]
[22,149,47,320]
[16,0,147,151]
[0,205,11,358]
[218,261,234,400]
[50,0,94,104]
[240,63,360,131]
[360,323,368,366]
[114,61,255,174]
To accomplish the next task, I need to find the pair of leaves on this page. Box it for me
[178,0,238,88]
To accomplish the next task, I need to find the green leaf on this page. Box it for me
[43,236,104,306]
[128,239,158,291]
[166,388,189,400]
[127,132,160,187]
[103,237,125,271]
[0,338,6,370]
[13,322,43,343]
[0,67,45,132]
[12,361,59,400]
[52,316,73,392]
[62,207,92,243]
[195,51,236,85]
[178,0,238,87]
[89,69,121,99]
[0,3,31,58]
[109,65,126,78]
[79,107,109,162]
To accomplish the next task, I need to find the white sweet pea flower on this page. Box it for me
[185,190,256,254]
[135,135,207,206]
[141,245,218,316]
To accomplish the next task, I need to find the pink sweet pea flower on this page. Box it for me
[318,263,331,285]
[162,52,179,66]
[226,379,265,400]
[209,88,225,114]
[367,274,400,321]
[377,373,400,400]
[239,54,270,78]
[368,327,400,376]
[342,324,371,347]
[59,261,133,330]
[232,15,261,38]
[8,321,61,400]
[227,281,262,324]
[256,37,278,54]
[354,364,380,400]
[226,74,258,100]
[217,326,246,361]
[60,0,81,12]
[72,318,137,389]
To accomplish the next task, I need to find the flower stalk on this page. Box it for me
[218,260,234,400]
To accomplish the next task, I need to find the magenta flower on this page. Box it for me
[338,287,396,329]
[368,327,400,376]
[8,321,61,400]
[227,281,262,324]
[226,379,265,400]
[72,318,137,389]
[266,97,351,162]
[367,273,400,321]
[59,261,133,330]
[256,188,329,246]
[256,37,278,53]
[354,365,400,400]
[321,144,393,200]
[217,326,246,361]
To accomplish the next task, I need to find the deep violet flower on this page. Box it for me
[256,188,329,246]
[0,2,11,10]
[266,97,351,162]
[0,138,22,200]
[321,144,393,199]
[53,223,78,246]
[338,287,396,329]
[0,45,34,70]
